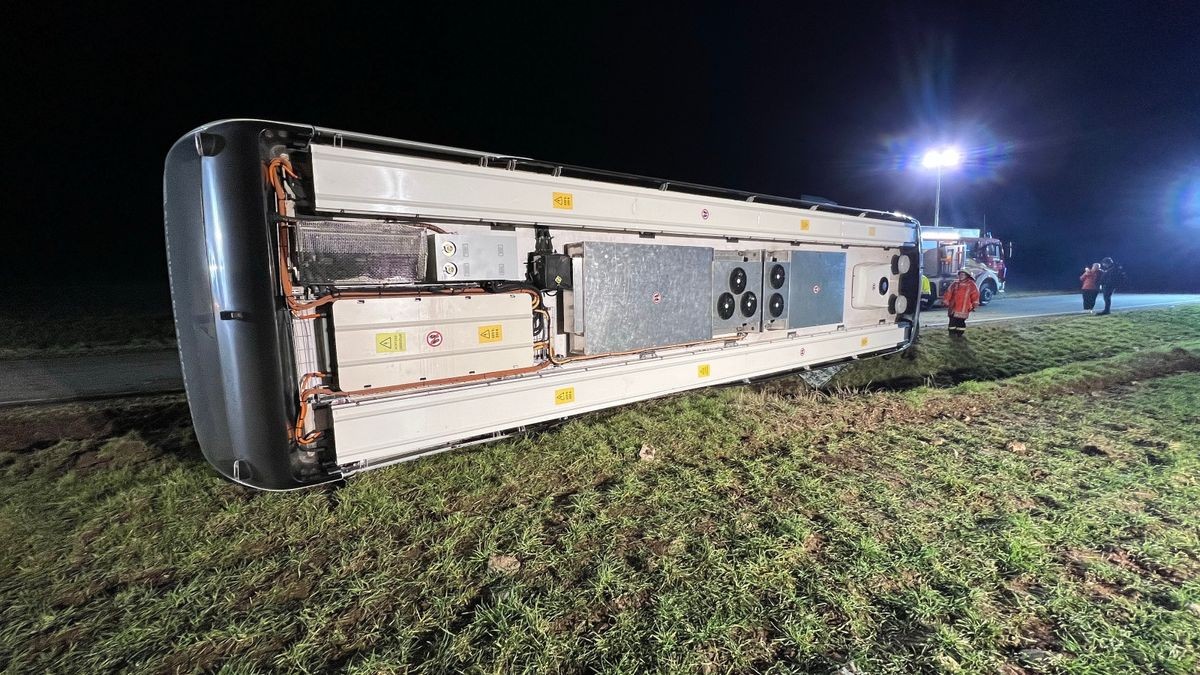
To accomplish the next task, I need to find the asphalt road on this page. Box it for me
[2,293,1198,406]
[0,349,184,407]
[920,292,1200,327]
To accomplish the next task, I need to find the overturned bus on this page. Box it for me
[164,120,921,489]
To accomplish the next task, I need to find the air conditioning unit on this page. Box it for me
[712,250,763,335]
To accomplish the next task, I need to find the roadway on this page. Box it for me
[919,292,1200,327]
[2,293,1197,406]
[1,349,184,407]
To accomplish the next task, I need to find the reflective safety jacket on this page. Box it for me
[1080,268,1099,290]
[942,277,980,319]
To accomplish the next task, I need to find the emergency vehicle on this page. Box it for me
[920,227,1012,307]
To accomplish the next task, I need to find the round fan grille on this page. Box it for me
[769,264,786,289]
[717,292,736,320]
[729,267,748,294]
[768,293,785,318]
[740,292,758,317]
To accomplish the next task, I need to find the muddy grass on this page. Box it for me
[0,308,1198,673]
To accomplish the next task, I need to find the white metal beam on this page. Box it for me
[310,145,915,247]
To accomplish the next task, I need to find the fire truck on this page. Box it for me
[920,227,1012,308]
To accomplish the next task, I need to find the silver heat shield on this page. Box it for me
[293,220,428,286]
[566,241,713,355]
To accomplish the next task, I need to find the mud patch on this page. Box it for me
[155,638,238,675]
[1103,546,1190,584]
[3,409,114,453]
[488,554,521,574]
[0,396,191,454]
[72,434,162,475]
[257,575,317,606]
[25,625,92,656]
[52,578,119,608]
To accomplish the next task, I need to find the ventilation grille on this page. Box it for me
[293,220,428,286]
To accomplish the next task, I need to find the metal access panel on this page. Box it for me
[851,262,895,309]
[762,253,790,330]
[427,232,522,282]
[567,241,712,355]
[332,293,534,391]
[785,251,846,329]
[712,250,764,335]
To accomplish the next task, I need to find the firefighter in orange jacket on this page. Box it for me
[942,269,980,337]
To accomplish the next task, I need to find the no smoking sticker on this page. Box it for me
[701,208,710,220]
[651,292,662,304]
[425,331,444,348]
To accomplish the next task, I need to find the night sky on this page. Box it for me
[8,2,1200,295]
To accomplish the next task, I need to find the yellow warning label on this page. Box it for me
[478,324,504,343]
[860,336,870,347]
[552,192,574,210]
[375,332,407,353]
[554,387,576,405]
[800,219,811,231]
[698,364,711,378]
[867,226,877,236]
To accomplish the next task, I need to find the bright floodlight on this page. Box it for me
[922,146,962,228]
[922,146,962,169]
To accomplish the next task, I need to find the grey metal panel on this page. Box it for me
[428,232,522,281]
[575,242,712,354]
[763,254,790,330]
[712,251,763,335]
[787,251,846,328]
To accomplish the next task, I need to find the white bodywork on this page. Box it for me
[332,324,905,467]
[310,145,912,246]
[300,144,918,472]
[332,293,535,391]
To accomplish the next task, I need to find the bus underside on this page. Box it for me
[164,120,921,489]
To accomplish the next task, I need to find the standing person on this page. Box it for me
[942,269,980,337]
[1080,263,1100,312]
[1096,257,1125,315]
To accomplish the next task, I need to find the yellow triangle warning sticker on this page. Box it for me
[375,332,407,353]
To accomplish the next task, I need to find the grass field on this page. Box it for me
[1,307,1199,673]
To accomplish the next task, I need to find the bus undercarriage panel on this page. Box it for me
[331,324,910,468]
